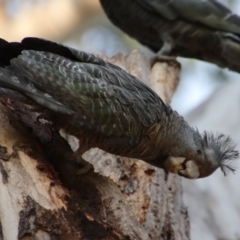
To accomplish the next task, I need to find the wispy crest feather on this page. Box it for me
[202,131,239,176]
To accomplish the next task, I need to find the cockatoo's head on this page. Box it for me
[163,131,238,179]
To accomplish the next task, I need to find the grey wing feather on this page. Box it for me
[0,49,163,139]
[137,0,240,34]
[0,67,74,115]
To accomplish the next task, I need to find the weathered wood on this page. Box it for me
[0,51,189,240]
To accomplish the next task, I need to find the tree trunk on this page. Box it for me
[0,50,190,240]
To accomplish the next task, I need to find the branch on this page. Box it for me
[0,51,189,239]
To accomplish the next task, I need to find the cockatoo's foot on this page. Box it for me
[150,55,177,67]
[150,41,177,67]
[76,157,94,176]
[74,145,94,176]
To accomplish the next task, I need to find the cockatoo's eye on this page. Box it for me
[197,149,202,154]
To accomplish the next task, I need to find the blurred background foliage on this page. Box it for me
[1,0,240,114]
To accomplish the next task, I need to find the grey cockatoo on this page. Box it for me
[0,37,238,179]
[100,0,240,73]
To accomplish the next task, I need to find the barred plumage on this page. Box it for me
[100,0,240,73]
[0,37,238,179]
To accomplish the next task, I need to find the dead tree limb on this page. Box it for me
[0,51,189,240]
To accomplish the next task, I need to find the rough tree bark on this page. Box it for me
[0,50,190,240]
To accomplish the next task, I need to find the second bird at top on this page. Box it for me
[100,0,240,73]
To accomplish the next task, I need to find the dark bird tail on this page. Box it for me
[174,30,240,74]
[0,38,78,115]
